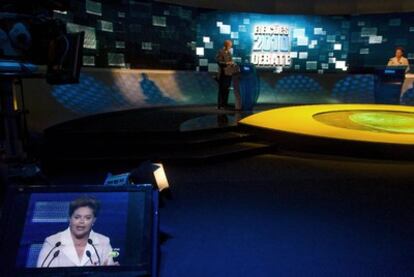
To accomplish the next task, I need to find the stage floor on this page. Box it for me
[42,104,280,169]
[43,104,414,167]
[47,153,414,277]
[46,103,292,134]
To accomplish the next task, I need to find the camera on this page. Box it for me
[0,0,83,84]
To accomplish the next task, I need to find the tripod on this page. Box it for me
[0,62,41,160]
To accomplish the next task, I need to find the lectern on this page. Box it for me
[233,63,260,111]
[374,66,407,104]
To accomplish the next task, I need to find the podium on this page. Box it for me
[233,63,260,111]
[349,66,406,104]
[374,66,406,104]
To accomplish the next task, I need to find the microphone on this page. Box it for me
[40,241,61,267]
[88,239,101,265]
[86,250,94,266]
[46,250,60,268]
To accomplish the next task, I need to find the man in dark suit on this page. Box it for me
[216,40,234,109]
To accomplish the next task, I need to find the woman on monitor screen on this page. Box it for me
[387,47,410,72]
[36,196,117,267]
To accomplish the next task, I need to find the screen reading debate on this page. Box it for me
[251,24,291,68]
[196,13,351,74]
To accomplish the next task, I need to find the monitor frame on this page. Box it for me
[0,184,159,277]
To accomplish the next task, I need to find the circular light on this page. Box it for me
[313,110,414,134]
[349,112,414,134]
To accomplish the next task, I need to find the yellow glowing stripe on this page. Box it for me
[239,104,414,145]
[13,84,18,110]
[13,97,18,110]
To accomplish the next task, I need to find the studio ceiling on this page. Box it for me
[156,0,414,15]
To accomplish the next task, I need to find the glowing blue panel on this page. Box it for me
[199,59,208,66]
[83,56,95,66]
[205,42,214,49]
[231,32,239,39]
[66,23,97,49]
[361,27,377,37]
[327,35,336,42]
[219,25,231,34]
[208,63,219,72]
[142,42,152,50]
[153,16,167,27]
[314,28,325,35]
[116,41,126,49]
[108,53,125,67]
[98,20,113,32]
[306,61,317,70]
[297,36,309,46]
[368,36,382,44]
[389,18,401,26]
[86,0,102,16]
[196,47,204,56]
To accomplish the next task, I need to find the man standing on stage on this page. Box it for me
[216,40,234,109]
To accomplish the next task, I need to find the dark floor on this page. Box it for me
[45,105,246,133]
[7,104,414,276]
[49,153,414,277]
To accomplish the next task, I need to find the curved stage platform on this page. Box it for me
[240,104,414,159]
[42,104,414,172]
[240,104,414,144]
[42,105,274,171]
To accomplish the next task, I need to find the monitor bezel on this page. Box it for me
[0,184,158,277]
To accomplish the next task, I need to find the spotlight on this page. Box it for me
[104,161,170,192]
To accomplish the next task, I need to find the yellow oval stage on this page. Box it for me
[239,104,414,145]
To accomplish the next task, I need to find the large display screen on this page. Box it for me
[0,185,157,276]
[195,13,351,73]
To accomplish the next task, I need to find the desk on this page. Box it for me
[401,74,414,98]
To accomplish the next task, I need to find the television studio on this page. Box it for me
[1,0,414,276]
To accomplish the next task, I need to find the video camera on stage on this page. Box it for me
[0,0,84,84]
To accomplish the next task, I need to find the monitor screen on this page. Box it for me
[0,185,158,276]
[46,32,84,85]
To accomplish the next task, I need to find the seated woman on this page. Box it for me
[36,196,116,267]
[387,47,410,72]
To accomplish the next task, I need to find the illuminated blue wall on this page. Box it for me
[348,13,414,67]
[195,12,350,73]
[50,70,218,115]
[57,1,414,71]
[24,3,414,131]
[195,11,414,73]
